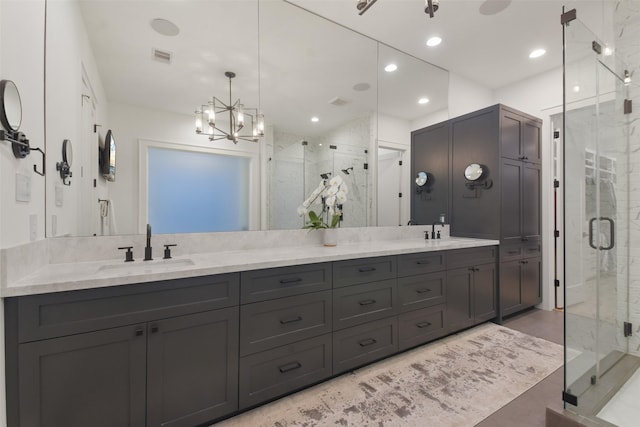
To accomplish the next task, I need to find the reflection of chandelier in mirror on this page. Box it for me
[357,0,440,17]
[195,71,264,144]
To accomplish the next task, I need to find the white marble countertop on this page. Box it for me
[2,237,498,297]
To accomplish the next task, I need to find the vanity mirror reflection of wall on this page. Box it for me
[43,0,449,238]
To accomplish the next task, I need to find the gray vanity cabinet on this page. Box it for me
[501,257,542,316]
[500,110,542,165]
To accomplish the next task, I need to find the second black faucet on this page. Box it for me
[144,223,153,261]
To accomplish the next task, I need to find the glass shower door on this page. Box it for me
[564,12,631,420]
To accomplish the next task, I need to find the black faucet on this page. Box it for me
[144,224,153,261]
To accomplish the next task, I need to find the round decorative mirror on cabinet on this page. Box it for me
[0,79,22,132]
[464,163,484,181]
[56,139,73,185]
[415,171,428,186]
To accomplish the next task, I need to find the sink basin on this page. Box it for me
[97,258,195,273]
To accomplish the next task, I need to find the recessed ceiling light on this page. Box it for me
[150,18,180,37]
[479,0,512,16]
[311,117,319,122]
[384,63,398,72]
[353,82,371,91]
[603,46,614,56]
[426,36,442,47]
[529,48,546,59]
[418,97,430,104]
[572,85,580,93]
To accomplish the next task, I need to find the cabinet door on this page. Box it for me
[19,324,147,427]
[522,258,542,307]
[147,307,239,427]
[522,162,541,239]
[473,263,497,323]
[500,158,523,245]
[523,119,542,164]
[446,267,473,332]
[500,260,523,316]
[411,123,450,224]
[500,111,523,161]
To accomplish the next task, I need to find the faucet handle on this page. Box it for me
[163,244,177,259]
[424,231,429,240]
[117,246,134,262]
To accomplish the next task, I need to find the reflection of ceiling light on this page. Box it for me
[311,117,319,122]
[195,71,264,144]
[624,70,631,85]
[603,46,614,56]
[426,36,442,47]
[418,97,430,104]
[353,82,371,91]
[529,48,546,58]
[384,63,398,72]
[572,85,580,93]
[479,0,512,16]
[150,18,180,36]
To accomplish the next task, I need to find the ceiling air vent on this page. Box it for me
[328,96,349,106]
[152,48,172,64]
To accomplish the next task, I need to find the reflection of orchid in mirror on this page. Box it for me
[297,175,349,229]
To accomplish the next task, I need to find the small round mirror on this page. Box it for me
[62,139,73,167]
[415,171,428,186]
[464,163,484,181]
[0,80,22,132]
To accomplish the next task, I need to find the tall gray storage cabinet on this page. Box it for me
[411,104,542,321]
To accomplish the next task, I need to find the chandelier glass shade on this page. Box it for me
[195,71,264,143]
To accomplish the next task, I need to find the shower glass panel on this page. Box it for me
[563,11,635,423]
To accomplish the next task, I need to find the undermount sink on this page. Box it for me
[97,258,195,273]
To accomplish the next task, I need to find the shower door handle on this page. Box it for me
[588,217,615,250]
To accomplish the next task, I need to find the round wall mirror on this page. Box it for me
[464,163,484,181]
[415,171,428,186]
[0,79,23,132]
[62,139,73,166]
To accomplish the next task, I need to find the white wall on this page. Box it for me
[0,0,46,249]
[447,72,494,118]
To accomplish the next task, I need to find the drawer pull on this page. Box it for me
[520,260,529,264]
[280,277,303,284]
[416,260,432,265]
[507,250,519,255]
[416,288,431,294]
[279,316,303,325]
[416,321,432,329]
[278,361,302,373]
[134,327,144,337]
[521,237,529,242]
[358,267,377,273]
[358,338,377,347]
[527,248,538,252]
[150,324,159,334]
[468,267,479,272]
[358,299,377,306]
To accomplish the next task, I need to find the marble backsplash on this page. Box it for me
[0,225,449,288]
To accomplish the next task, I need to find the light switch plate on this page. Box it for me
[15,173,31,202]
[29,214,37,241]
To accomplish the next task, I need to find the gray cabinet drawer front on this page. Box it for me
[16,274,240,343]
[398,272,445,312]
[447,246,497,268]
[239,291,332,356]
[238,334,332,409]
[398,252,445,277]
[333,279,398,330]
[241,263,331,303]
[398,304,446,351]
[333,256,396,288]
[522,237,541,258]
[500,240,523,261]
[333,317,398,375]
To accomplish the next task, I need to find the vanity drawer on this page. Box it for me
[239,291,332,356]
[500,241,523,261]
[397,252,445,277]
[522,237,541,258]
[238,333,332,409]
[398,271,445,312]
[13,273,240,343]
[333,256,396,288]
[333,317,398,375]
[240,263,331,303]
[447,246,497,268]
[398,304,446,351]
[333,279,398,330]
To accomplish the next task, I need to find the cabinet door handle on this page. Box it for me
[507,250,519,255]
[280,316,302,325]
[358,338,377,347]
[358,299,377,306]
[278,361,302,373]
[416,288,431,294]
[416,260,431,265]
[520,260,529,264]
[358,267,377,273]
[150,324,159,333]
[280,277,303,284]
[416,321,432,329]
[134,327,144,337]
[521,237,529,242]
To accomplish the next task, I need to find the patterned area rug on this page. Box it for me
[216,322,563,427]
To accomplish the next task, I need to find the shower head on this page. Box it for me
[341,167,354,175]
[320,172,332,180]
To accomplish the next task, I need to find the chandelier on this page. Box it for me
[195,71,264,143]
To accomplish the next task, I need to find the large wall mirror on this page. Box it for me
[43,0,449,237]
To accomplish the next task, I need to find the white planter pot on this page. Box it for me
[323,228,338,247]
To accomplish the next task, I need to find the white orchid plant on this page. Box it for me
[297,175,348,229]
